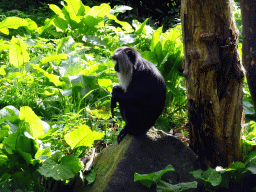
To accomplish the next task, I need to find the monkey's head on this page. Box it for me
[112,47,138,89]
[112,47,138,72]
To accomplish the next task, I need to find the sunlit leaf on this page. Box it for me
[64,125,104,149]
[19,106,45,138]
[0,17,28,35]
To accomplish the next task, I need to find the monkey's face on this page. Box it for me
[114,60,120,72]
[112,47,135,90]
[111,53,120,72]
[112,47,134,74]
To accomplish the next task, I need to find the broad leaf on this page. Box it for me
[64,125,104,149]
[9,37,29,68]
[19,106,45,138]
[0,17,28,35]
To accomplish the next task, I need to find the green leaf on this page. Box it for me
[37,18,54,35]
[56,36,75,54]
[135,18,149,35]
[0,17,28,35]
[154,41,163,64]
[245,151,256,174]
[0,155,8,166]
[61,155,82,173]
[245,149,256,164]
[227,162,246,170]
[35,147,51,159]
[0,125,10,142]
[19,106,45,138]
[107,14,134,33]
[141,51,158,64]
[16,148,33,165]
[3,131,39,158]
[53,17,68,31]
[203,167,222,186]
[246,163,256,174]
[9,37,30,68]
[49,4,65,18]
[25,18,38,31]
[31,64,65,87]
[190,169,203,180]
[85,167,97,184]
[0,65,6,75]
[191,168,222,187]
[98,79,112,92]
[88,3,111,18]
[37,158,75,180]
[150,27,162,53]
[40,54,68,65]
[38,151,82,180]
[134,164,175,188]
[157,180,197,192]
[65,0,83,16]
[64,125,104,149]
[60,54,82,77]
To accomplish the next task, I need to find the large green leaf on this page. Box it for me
[157,180,197,192]
[108,14,133,33]
[40,54,68,65]
[150,27,162,53]
[135,18,149,35]
[9,37,29,68]
[19,106,45,139]
[134,165,175,188]
[49,4,65,18]
[53,17,68,31]
[191,167,222,187]
[31,64,65,87]
[65,0,84,17]
[64,125,104,149]
[88,3,111,18]
[38,158,75,180]
[0,17,28,35]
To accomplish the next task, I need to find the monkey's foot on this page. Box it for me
[117,129,127,143]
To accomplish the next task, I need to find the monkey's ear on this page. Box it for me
[125,48,136,64]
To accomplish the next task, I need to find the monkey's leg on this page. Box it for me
[117,102,149,143]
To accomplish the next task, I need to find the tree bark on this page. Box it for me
[240,0,256,113]
[181,0,244,168]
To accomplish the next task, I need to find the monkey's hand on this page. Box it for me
[112,85,124,96]
[111,85,125,117]
[117,129,127,143]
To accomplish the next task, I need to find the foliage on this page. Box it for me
[191,158,256,191]
[134,165,197,191]
[141,24,186,130]
[0,106,104,190]
[234,2,242,42]
[0,0,185,190]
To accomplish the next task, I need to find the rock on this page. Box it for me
[74,128,201,192]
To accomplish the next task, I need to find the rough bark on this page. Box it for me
[181,0,244,167]
[240,0,256,113]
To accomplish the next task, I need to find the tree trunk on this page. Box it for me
[181,0,244,168]
[240,0,256,113]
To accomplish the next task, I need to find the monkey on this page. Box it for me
[111,46,166,143]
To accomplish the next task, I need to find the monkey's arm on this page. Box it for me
[111,85,125,117]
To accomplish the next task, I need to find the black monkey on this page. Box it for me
[111,47,166,143]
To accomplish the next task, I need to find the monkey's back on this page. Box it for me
[127,58,166,126]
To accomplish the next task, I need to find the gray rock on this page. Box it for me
[75,128,201,192]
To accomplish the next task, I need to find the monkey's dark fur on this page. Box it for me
[111,47,166,143]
